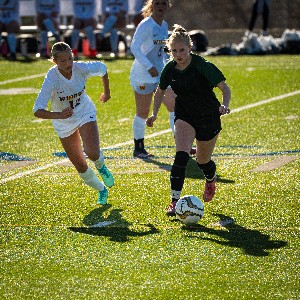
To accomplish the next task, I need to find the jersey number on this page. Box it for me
[69,98,81,109]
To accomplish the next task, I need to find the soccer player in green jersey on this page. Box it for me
[147,25,231,216]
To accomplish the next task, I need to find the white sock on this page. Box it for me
[169,112,175,136]
[93,150,104,169]
[133,115,146,140]
[79,167,104,191]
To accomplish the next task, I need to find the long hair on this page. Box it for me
[141,0,172,18]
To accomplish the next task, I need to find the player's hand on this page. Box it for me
[146,115,156,127]
[61,107,73,119]
[219,105,230,115]
[148,66,159,78]
[100,93,111,103]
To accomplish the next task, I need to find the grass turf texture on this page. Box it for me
[0,55,299,299]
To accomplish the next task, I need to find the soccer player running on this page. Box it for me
[129,0,175,158]
[33,42,114,205]
[147,25,231,216]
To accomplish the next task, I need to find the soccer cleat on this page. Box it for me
[133,148,154,159]
[98,164,114,187]
[97,186,108,205]
[166,200,177,216]
[203,176,217,202]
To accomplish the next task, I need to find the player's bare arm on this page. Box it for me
[217,81,231,115]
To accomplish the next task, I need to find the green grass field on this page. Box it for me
[0,54,299,299]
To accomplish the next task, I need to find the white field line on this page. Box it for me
[0,90,299,184]
[0,73,46,85]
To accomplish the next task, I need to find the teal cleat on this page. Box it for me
[97,186,108,205]
[98,164,114,187]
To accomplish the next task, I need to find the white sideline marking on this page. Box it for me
[0,73,46,85]
[230,90,300,113]
[0,88,40,95]
[0,90,299,184]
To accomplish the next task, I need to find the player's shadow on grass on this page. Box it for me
[145,157,235,183]
[182,213,287,256]
[69,205,159,242]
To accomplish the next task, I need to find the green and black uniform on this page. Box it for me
[159,53,226,141]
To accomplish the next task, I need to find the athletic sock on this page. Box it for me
[133,115,146,140]
[93,150,105,169]
[79,167,104,191]
[197,160,216,181]
[169,112,175,136]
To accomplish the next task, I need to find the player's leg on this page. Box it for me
[162,87,196,155]
[71,18,81,58]
[6,20,19,60]
[37,14,50,58]
[196,134,219,202]
[60,129,108,204]
[109,28,119,56]
[132,88,154,158]
[79,121,114,188]
[166,119,195,216]
[84,18,97,57]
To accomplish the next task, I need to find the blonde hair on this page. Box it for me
[51,42,72,60]
[166,24,193,50]
[142,0,172,18]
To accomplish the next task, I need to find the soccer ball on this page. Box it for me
[175,195,204,224]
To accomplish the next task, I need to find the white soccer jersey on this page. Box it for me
[0,0,19,23]
[33,61,107,137]
[130,17,168,84]
[103,0,128,14]
[72,0,96,19]
[35,0,60,15]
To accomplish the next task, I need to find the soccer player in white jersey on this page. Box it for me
[35,0,61,59]
[71,0,98,59]
[0,0,20,60]
[98,0,128,57]
[129,0,173,158]
[33,42,114,205]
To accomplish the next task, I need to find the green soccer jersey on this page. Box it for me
[159,53,226,127]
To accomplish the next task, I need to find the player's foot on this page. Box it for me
[8,52,17,61]
[97,186,108,205]
[190,147,196,155]
[98,164,114,187]
[133,149,154,159]
[88,49,97,59]
[203,176,217,202]
[166,200,177,216]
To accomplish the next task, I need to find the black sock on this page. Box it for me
[197,160,216,181]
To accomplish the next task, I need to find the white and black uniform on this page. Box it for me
[130,16,168,92]
[33,61,107,138]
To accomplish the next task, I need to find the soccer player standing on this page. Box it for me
[129,0,174,158]
[147,25,231,215]
[33,42,114,205]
